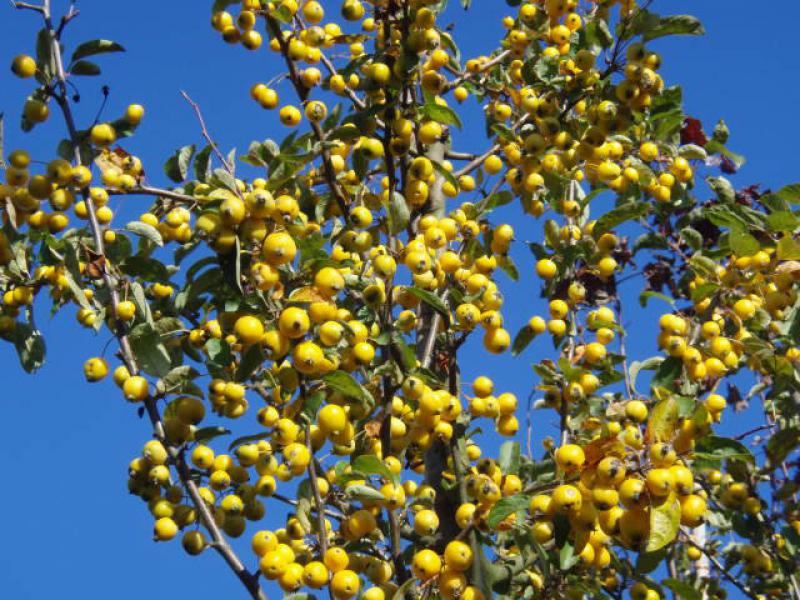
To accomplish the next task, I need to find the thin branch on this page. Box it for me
[443,49,511,92]
[684,536,757,600]
[106,185,198,205]
[733,423,772,441]
[615,298,635,399]
[305,429,329,550]
[12,1,44,13]
[179,90,244,200]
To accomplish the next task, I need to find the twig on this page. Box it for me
[684,536,757,600]
[443,49,511,92]
[12,1,44,13]
[106,185,198,205]
[615,298,635,399]
[179,90,244,200]
[733,423,772,441]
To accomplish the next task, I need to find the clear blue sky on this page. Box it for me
[0,1,797,599]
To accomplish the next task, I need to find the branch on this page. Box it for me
[38,6,266,599]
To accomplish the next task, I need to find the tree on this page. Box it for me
[2,0,800,599]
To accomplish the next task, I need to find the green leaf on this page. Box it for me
[211,0,238,12]
[405,287,449,322]
[352,454,399,485]
[691,282,719,303]
[498,441,520,475]
[486,494,530,529]
[681,227,704,250]
[777,236,800,260]
[164,144,195,183]
[512,324,536,357]
[12,322,46,373]
[391,578,416,600]
[707,176,736,204]
[650,356,682,391]
[344,484,386,502]
[159,365,201,396]
[130,281,153,323]
[227,431,273,452]
[646,494,681,552]
[729,232,760,257]
[713,119,730,144]
[662,579,702,600]
[773,183,800,204]
[386,191,410,234]
[766,427,800,465]
[71,39,125,62]
[559,539,579,570]
[592,201,650,239]
[125,221,163,247]
[420,103,462,129]
[236,343,264,382]
[323,371,374,408]
[70,60,101,76]
[270,3,293,23]
[694,435,755,464]
[480,190,514,213]
[619,9,661,40]
[431,160,459,191]
[35,28,54,81]
[677,144,707,160]
[643,15,705,41]
[194,426,231,443]
[629,356,663,393]
[129,323,172,378]
[639,291,675,308]
[497,255,519,281]
[635,547,666,574]
[584,18,614,51]
[301,391,324,422]
[194,145,213,182]
[704,139,745,168]
[766,211,799,233]
[0,112,5,168]
[689,255,720,280]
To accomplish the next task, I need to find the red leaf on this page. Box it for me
[680,117,707,146]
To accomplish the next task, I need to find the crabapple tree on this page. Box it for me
[2,0,800,600]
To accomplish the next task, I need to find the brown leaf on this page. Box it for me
[83,247,106,280]
[288,285,329,303]
[363,419,382,440]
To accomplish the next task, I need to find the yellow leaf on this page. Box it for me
[289,286,329,303]
[646,493,680,552]
[645,396,679,444]
[583,435,626,467]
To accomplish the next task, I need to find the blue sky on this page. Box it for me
[0,1,797,599]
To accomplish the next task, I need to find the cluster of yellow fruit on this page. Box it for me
[658,250,800,383]
[7,0,800,597]
[538,437,708,548]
